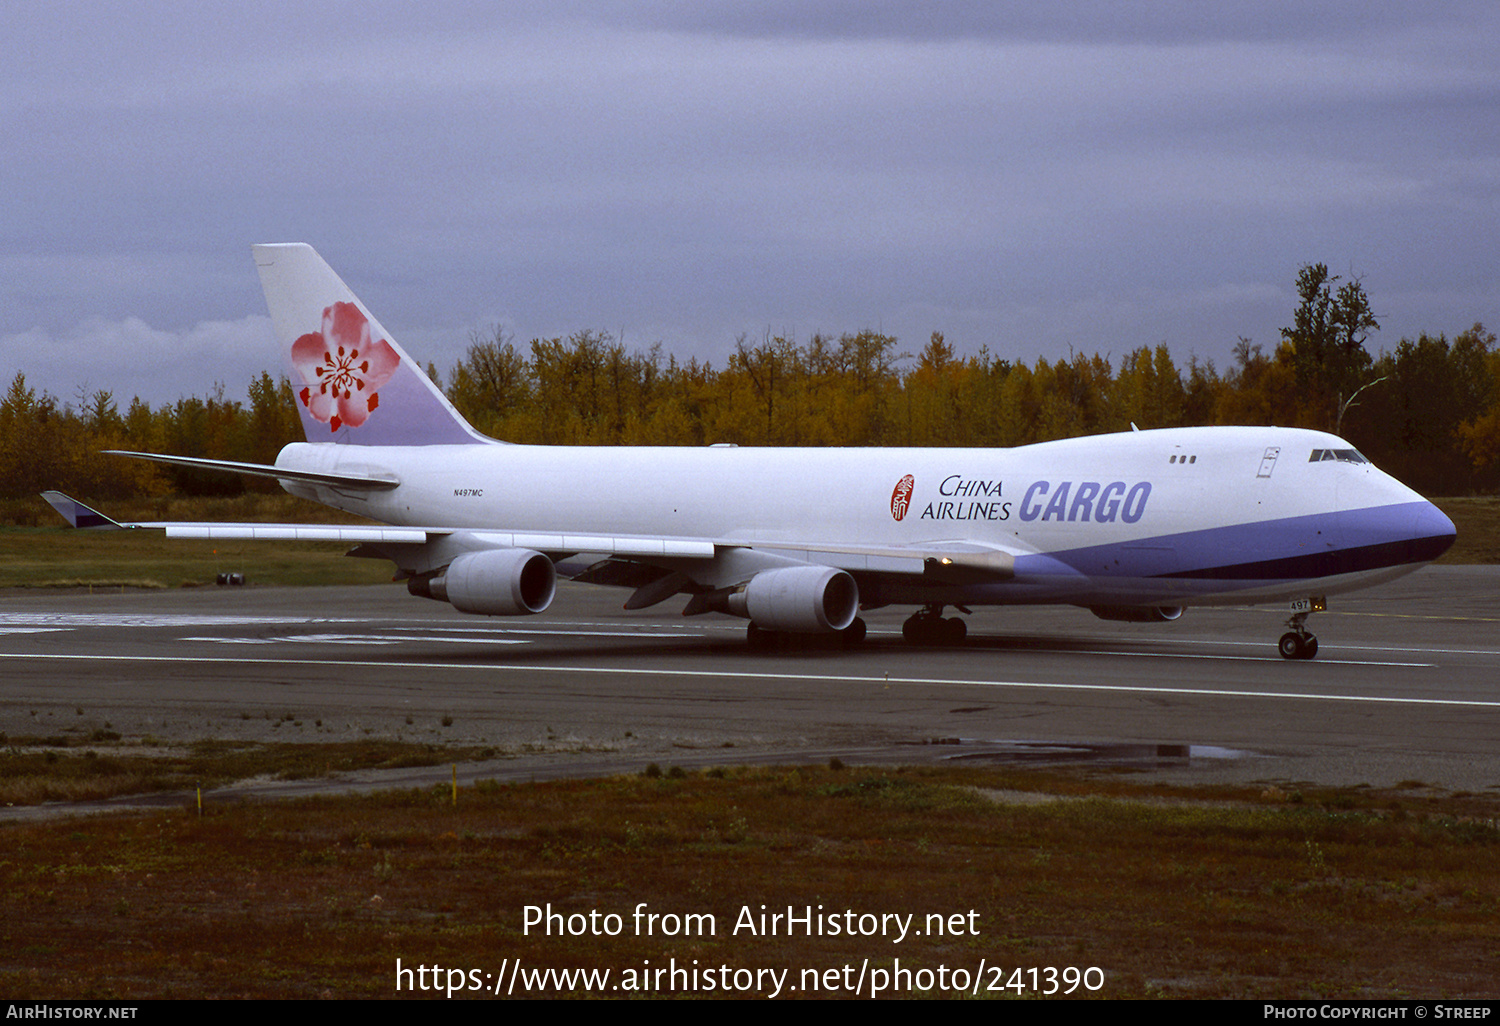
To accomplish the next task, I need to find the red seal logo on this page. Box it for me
[891,474,915,521]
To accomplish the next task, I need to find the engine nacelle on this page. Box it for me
[1088,604,1184,623]
[726,566,859,633]
[428,549,556,616]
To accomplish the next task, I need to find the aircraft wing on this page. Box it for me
[102,451,401,490]
[747,540,1016,581]
[42,492,431,543]
[41,492,715,556]
[42,491,1014,576]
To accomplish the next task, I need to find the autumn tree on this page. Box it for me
[1112,345,1186,431]
[446,327,532,439]
[1456,326,1500,481]
[1281,263,1379,428]
[246,373,302,469]
[901,332,963,445]
[717,333,803,445]
[1349,323,1497,493]
[827,330,902,445]
[0,373,62,497]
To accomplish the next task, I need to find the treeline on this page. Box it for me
[0,372,303,505]
[442,320,1500,496]
[4,266,1499,507]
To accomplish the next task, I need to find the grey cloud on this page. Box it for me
[1,2,1497,405]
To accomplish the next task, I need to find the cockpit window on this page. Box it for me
[1308,448,1369,464]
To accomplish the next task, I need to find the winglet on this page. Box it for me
[41,492,124,530]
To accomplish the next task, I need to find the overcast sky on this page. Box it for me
[3,2,1497,407]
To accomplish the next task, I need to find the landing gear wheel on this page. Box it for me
[1279,602,1324,660]
[839,617,867,647]
[1278,631,1319,660]
[746,622,775,651]
[901,606,968,646]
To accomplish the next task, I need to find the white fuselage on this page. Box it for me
[275,424,1453,610]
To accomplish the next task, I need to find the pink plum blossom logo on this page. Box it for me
[290,302,401,432]
[891,474,915,521]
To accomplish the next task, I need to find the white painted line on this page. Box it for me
[184,634,530,646]
[1014,648,1432,668]
[0,613,361,627]
[0,652,1493,709]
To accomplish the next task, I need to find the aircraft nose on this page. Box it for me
[1410,500,1456,563]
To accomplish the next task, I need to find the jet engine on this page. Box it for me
[1088,605,1184,623]
[426,549,557,616]
[725,566,859,633]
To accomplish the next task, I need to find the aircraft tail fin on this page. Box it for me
[252,243,488,446]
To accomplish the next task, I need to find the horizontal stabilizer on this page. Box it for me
[103,451,401,490]
[41,491,123,530]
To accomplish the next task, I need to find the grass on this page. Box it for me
[1434,495,1500,564]
[0,527,394,589]
[0,738,501,806]
[0,492,393,588]
[1,760,1496,999]
[0,493,393,588]
[2,492,369,529]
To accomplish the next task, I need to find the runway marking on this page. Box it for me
[2,651,1495,709]
[6,620,1428,665]
[0,610,1439,665]
[0,613,360,627]
[1,607,1448,660]
[182,629,708,645]
[989,647,1430,668]
[1183,638,1500,659]
[1325,611,1500,623]
[184,633,530,646]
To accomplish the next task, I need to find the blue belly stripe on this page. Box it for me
[1013,501,1454,582]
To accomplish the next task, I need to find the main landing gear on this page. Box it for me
[1277,598,1325,660]
[746,617,867,650]
[902,604,968,646]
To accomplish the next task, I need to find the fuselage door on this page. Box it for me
[1256,446,1281,479]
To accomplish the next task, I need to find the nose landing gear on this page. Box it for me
[1278,626,1318,660]
[1278,597,1326,660]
